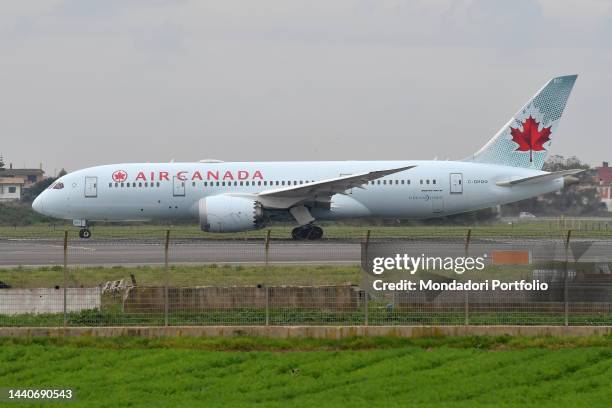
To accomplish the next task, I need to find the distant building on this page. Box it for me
[595,161,612,211]
[0,177,25,201]
[0,163,45,188]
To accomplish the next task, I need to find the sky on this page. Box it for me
[1,0,611,176]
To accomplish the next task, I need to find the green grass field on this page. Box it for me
[1,219,611,240]
[0,336,610,407]
[0,265,363,287]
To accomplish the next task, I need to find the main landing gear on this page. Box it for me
[291,224,323,240]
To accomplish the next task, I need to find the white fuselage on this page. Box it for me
[33,161,564,225]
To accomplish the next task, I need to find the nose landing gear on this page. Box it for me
[291,224,323,240]
[73,219,91,239]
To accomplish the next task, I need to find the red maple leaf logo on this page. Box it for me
[112,170,128,182]
[510,115,551,162]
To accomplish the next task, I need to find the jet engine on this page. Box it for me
[199,195,264,233]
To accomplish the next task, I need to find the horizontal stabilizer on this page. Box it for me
[496,169,584,187]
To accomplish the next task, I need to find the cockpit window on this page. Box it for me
[52,182,64,190]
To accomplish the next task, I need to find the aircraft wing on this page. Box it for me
[496,169,584,187]
[255,165,416,208]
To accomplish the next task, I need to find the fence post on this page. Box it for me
[364,291,369,326]
[363,229,371,269]
[564,229,572,327]
[264,229,271,266]
[63,230,68,329]
[265,286,270,326]
[164,229,170,327]
[464,229,471,325]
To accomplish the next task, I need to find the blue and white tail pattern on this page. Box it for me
[469,75,577,170]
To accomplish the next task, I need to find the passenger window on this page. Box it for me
[145,182,148,187]
[282,181,285,186]
[156,182,160,187]
[240,181,244,186]
[203,182,207,187]
[401,180,404,185]
[234,181,238,186]
[139,183,143,187]
[216,182,219,186]
[426,180,430,184]
[433,180,436,185]
[108,183,112,188]
[420,180,423,184]
[264,181,267,186]
[121,183,125,187]
[276,181,279,186]
[408,180,411,185]
[258,181,261,186]
[115,183,119,187]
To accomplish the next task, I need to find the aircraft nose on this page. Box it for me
[32,195,44,214]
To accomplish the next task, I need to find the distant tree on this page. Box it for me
[20,178,55,203]
[0,154,5,170]
[502,155,604,216]
[0,201,58,226]
[20,169,68,203]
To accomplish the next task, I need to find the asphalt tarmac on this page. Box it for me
[0,239,361,267]
[0,238,609,268]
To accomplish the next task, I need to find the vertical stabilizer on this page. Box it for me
[469,75,577,169]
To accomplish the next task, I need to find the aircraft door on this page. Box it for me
[84,177,98,198]
[173,176,185,197]
[450,173,463,194]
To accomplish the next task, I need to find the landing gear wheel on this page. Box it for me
[308,226,323,240]
[79,228,91,239]
[291,225,323,241]
[291,227,303,240]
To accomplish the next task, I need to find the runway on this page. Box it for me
[1,238,609,268]
[0,239,361,267]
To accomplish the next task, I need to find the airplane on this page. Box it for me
[33,75,582,240]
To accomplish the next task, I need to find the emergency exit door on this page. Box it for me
[450,173,463,194]
[173,176,185,197]
[84,177,97,198]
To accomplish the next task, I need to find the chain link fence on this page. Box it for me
[0,226,610,327]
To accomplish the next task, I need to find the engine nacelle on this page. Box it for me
[199,195,264,233]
